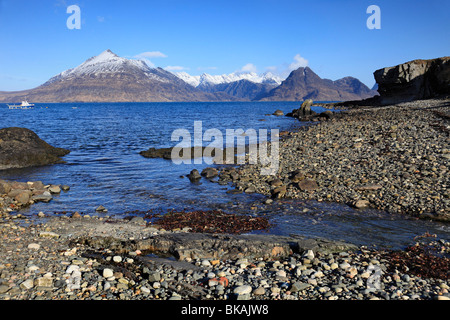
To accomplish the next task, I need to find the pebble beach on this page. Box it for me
[0,98,449,302]
[221,98,450,222]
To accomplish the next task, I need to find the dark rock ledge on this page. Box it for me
[0,127,70,170]
[75,232,358,262]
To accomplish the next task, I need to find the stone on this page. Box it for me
[273,110,284,116]
[253,287,265,295]
[201,167,219,179]
[339,262,351,270]
[20,279,34,290]
[14,191,31,205]
[147,272,161,283]
[130,216,145,224]
[113,256,122,263]
[355,184,383,191]
[96,205,107,212]
[71,212,82,219]
[48,185,61,194]
[31,193,53,203]
[27,243,40,250]
[244,186,256,193]
[270,179,283,187]
[233,285,252,295]
[0,181,12,194]
[276,270,287,278]
[347,267,358,278]
[291,282,311,292]
[353,200,370,209]
[290,171,305,183]
[102,268,114,278]
[201,259,211,267]
[298,179,319,191]
[0,285,9,294]
[271,185,286,198]
[187,169,201,182]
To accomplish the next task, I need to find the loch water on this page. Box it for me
[1,102,448,249]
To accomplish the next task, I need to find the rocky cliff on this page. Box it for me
[374,56,450,104]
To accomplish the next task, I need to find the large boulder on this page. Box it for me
[374,56,450,104]
[0,127,70,170]
[286,99,317,121]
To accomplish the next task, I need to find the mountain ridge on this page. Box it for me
[0,50,236,103]
[258,67,377,101]
[0,50,377,103]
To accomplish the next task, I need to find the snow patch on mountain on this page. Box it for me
[174,71,284,88]
[46,49,170,84]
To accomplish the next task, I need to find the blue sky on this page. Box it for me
[0,0,449,91]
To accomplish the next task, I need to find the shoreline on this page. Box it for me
[219,98,450,222]
[0,214,448,300]
[0,98,449,301]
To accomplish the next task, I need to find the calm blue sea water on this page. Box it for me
[0,102,448,249]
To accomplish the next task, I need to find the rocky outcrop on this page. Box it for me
[0,127,70,170]
[286,99,334,122]
[0,179,69,217]
[374,56,450,105]
[76,232,358,261]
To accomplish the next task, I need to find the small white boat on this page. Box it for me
[7,100,35,109]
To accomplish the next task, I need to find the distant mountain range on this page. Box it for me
[258,67,377,101]
[0,50,377,103]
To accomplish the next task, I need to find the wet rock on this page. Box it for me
[353,200,371,209]
[48,185,61,194]
[271,185,286,198]
[187,169,201,182]
[0,127,70,170]
[96,205,108,212]
[201,167,219,179]
[31,192,53,203]
[273,110,284,116]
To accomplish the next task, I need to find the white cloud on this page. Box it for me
[135,51,168,59]
[240,63,257,73]
[288,54,309,71]
[164,66,189,71]
[263,54,309,79]
[97,16,105,22]
[133,51,168,68]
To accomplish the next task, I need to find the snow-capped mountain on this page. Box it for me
[0,49,377,103]
[174,71,284,88]
[0,50,234,103]
[46,49,170,84]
